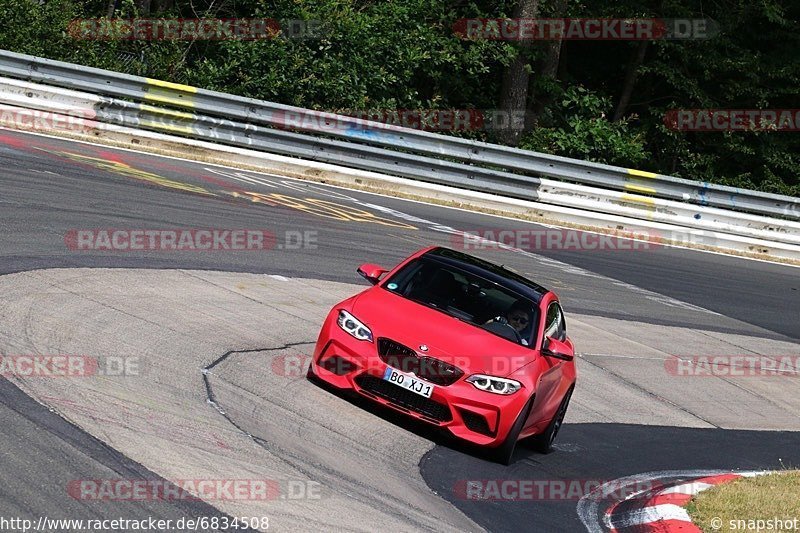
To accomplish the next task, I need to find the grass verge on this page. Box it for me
[688,471,800,532]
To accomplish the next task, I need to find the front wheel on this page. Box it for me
[487,394,535,465]
[530,385,573,454]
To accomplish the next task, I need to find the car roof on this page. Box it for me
[422,247,549,304]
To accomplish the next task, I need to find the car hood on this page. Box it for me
[352,287,534,377]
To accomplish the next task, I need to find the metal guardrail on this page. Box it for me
[3,76,800,259]
[0,48,798,223]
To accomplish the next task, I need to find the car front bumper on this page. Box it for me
[309,318,533,447]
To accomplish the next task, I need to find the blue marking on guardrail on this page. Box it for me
[698,182,711,206]
[343,125,381,140]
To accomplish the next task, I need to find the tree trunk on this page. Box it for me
[528,0,566,128]
[153,0,174,13]
[557,39,568,80]
[528,41,563,128]
[496,0,540,146]
[613,40,649,122]
[137,0,152,16]
[106,0,117,18]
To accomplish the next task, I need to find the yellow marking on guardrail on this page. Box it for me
[138,103,195,134]
[143,92,194,108]
[624,184,657,195]
[620,193,656,206]
[139,120,194,135]
[627,169,658,179]
[620,192,657,217]
[144,79,197,109]
[145,79,198,93]
[140,104,194,121]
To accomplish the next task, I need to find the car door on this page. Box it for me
[524,300,570,433]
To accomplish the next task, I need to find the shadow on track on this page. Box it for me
[421,423,800,533]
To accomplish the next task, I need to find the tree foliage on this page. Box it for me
[1,0,797,195]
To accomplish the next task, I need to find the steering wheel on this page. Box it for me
[483,316,522,343]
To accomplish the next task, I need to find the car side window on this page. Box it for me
[544,302,566,341]
[556,304,566,341]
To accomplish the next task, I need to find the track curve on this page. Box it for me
[1,128,799,532]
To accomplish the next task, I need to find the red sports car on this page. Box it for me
[308,246,576,464]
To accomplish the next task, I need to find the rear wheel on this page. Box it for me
[530,385,573,454]
[488,394,535,465]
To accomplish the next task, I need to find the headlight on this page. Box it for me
[466,374,521,395]
[337,310,373,342]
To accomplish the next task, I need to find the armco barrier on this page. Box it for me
[0,52,798,260]
[1,49,798,222]
[3,82,799,260]
[2,74,800,246]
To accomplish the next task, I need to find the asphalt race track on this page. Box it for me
[1,127,799,532]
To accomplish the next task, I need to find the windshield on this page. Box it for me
[383,258,538,347]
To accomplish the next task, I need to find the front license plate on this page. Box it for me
[382,367,434,398]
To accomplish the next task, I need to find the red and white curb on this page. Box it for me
[577,470,769,533]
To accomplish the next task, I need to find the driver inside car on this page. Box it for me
[485,301,533,346]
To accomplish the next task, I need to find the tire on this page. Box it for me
[530,385,573,454]
[488,394,536,465]
[306,361,319,382]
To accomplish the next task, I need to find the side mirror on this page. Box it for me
[541,337,574,361]
[357,263,389,285]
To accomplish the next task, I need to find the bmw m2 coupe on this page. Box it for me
[308,246,576,464]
